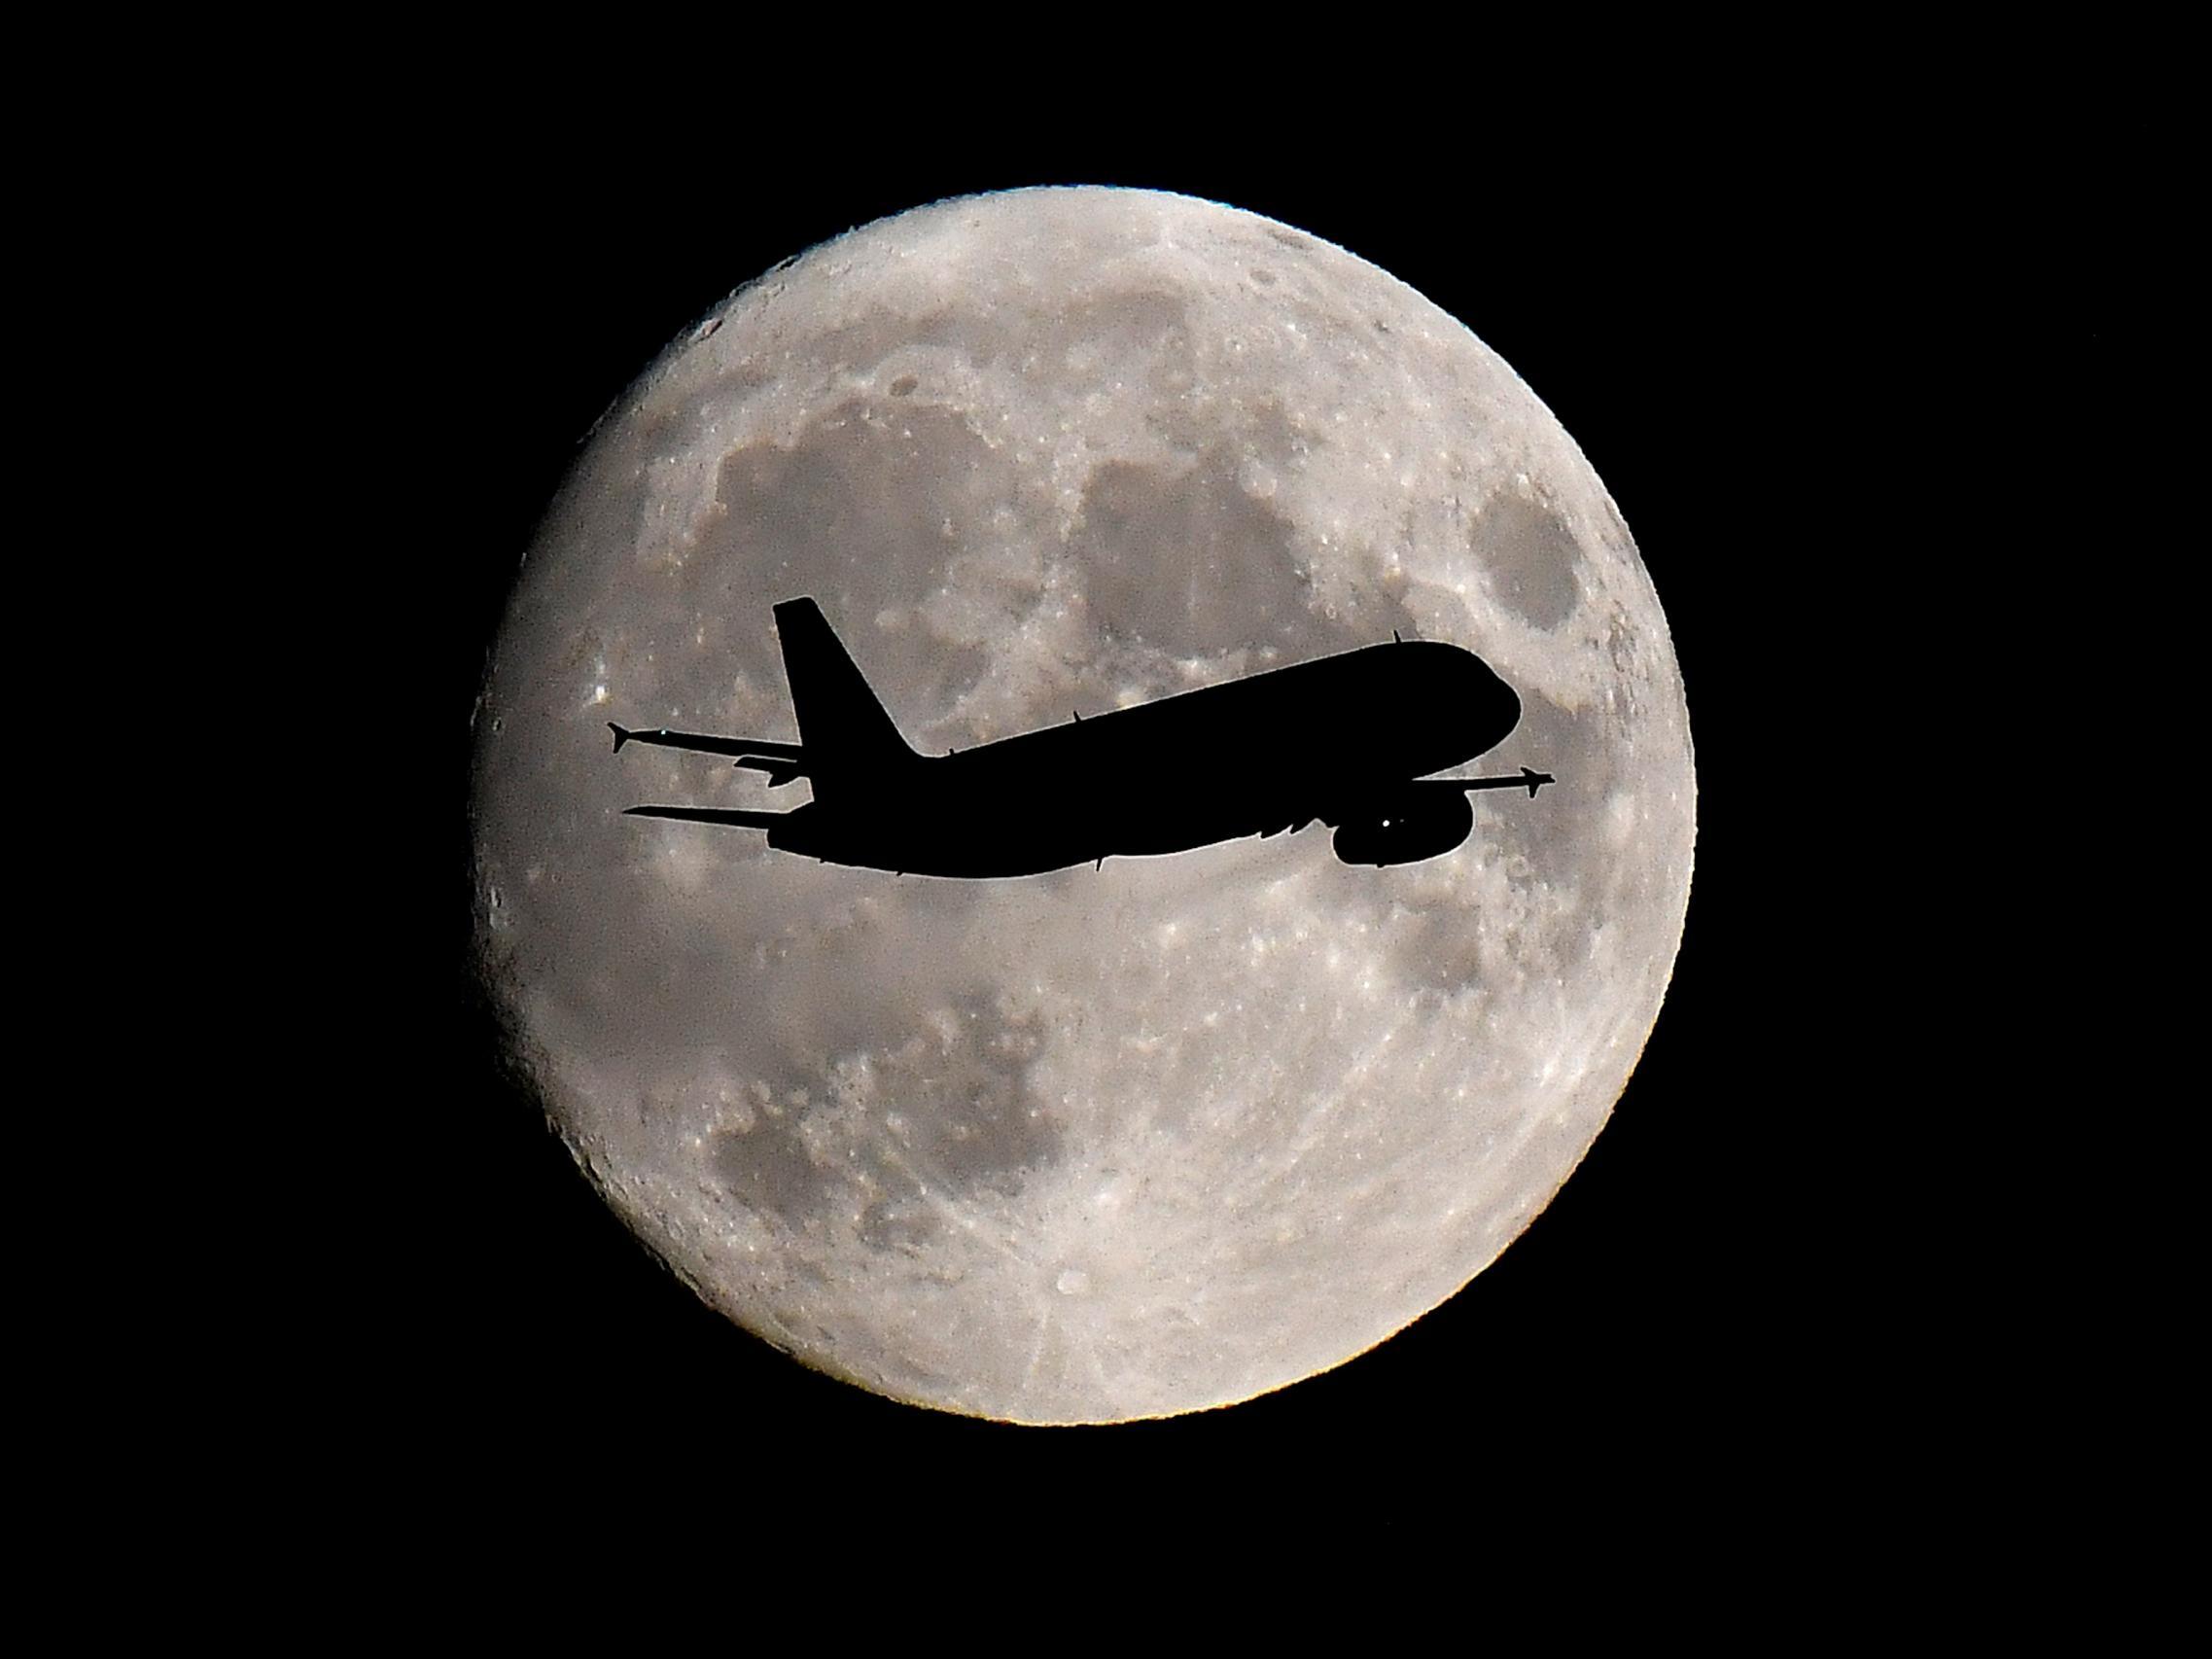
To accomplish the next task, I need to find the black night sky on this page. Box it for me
[341,115,2123,1505]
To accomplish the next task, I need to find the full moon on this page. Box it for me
[470,186,1694,1423]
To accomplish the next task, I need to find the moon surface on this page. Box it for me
[470,186,1694,1423]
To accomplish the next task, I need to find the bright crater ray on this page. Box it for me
[471,186,1695,1422]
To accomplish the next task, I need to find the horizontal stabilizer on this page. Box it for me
[623,805,789,830]
[608,722,803,762]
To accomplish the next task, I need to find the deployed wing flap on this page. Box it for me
[734,756,805,787]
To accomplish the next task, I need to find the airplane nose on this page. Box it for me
[1492,666,1522,740]
[1460,650,1521,744]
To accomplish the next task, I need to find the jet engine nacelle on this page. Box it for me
[1329,786,1475,867]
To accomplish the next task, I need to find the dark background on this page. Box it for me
[351,125,2117,1499]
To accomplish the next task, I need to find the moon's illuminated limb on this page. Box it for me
[470,187,1694,1424]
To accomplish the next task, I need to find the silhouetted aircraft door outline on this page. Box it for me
[612,597,1552,878]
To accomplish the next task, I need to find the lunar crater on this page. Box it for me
[1474,489,1586,630]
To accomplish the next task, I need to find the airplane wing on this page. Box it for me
[622,804,790,830]
[609,723,806,787]
[1297,768,1556,829]
[1455,766,1554,798]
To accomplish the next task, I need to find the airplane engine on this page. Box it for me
[1330,789,1475,867]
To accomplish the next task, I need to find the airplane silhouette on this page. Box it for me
[613,597,1552,877]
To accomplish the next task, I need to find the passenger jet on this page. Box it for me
[612,597,1551,877]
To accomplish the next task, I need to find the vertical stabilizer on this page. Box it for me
[773,597,916,800]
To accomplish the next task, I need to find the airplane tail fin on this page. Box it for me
[773,597,916,798]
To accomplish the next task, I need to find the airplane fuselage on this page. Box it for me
[762,639,1521,877]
